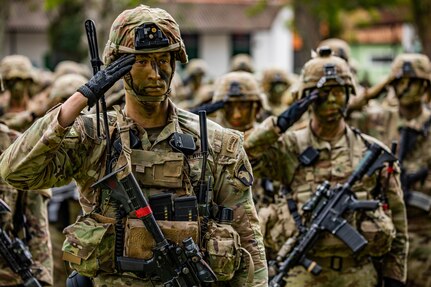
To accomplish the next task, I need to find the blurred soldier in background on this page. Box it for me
[176,58,212,109]
[245,47,407,286]
[0,123,53,286]
[0,55,38,131]
[363,53,431,286]
[261,68,298,116]
[212,71,276,209]
[230,53,255,73]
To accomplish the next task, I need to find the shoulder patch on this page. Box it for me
[236,164,254,187]
[220,129,243,158]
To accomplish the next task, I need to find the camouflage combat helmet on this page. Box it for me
[186,58,207,77]
[298,47,356,99]
[389,53,431,83]
[317,38,351,63]
[0,55,35,81]
[230,54,254,73]
[49,74,88,102]
[213,71,264,103]
[53,61,91,80]
[261,68,290,95]
[103,5,188,66]
[214,71,268,131]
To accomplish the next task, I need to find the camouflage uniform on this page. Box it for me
[0,5,267,287]
[0,123,53,286]
[362,53,431,286]
[245,49,408,286]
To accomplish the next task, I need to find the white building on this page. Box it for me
[2,1,294,78]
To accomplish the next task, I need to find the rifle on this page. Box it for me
[84,19,112,174]
[0,199,42,287]
[92,167,217,286]
[398,126,431,212]
[195,110,212,244]
[269,143,396,287]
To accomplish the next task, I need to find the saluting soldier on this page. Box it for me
[245,47,408,287]
[0,5,267,287]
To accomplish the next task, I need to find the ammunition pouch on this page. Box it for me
[62,214,115,277]
[124,218,199,259]
[203,220,242,281]
[358,208,395,257]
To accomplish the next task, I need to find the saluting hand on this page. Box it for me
[276,89,318,133]
[78,54,135,107]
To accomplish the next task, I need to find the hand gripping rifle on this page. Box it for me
[269,143,396,287]
[92,167,216,286]
[0,199,42,287]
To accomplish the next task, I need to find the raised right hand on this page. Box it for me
[77,54,135,107]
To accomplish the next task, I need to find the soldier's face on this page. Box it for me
[4,78,32,100]
[311,85,346,124]
[394,78,424,106]
[129,52,173,96]
[223,101,258,130]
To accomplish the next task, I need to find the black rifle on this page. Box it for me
[92,167,216,286]
[398,127,431,212]
[84,19,112,174]
[195,111,212,244]
[269,143,395,287]
[0,199,42,287]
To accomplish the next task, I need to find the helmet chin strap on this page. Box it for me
[123,73,169,102]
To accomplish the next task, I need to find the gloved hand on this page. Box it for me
[276,89,318,133]
[383,277,405,287]
[78,54,135,107]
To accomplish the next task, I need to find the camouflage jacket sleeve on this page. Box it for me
[0,105,101,191]
[212,128,268,286]
[381,164,408,283]
[244,116,299,185]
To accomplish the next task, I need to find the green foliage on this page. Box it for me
[45,0,86,69]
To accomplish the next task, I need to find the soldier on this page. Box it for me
[364,53,431,286]
[244,47,408,286]
[211,71,275,209]
[230,54,254,73]
[176,58,211,109]
[0,123,53,286]
[0,55,37,131]
[261,68,298,116]
[213,71,267,135]
[0,5,267,287]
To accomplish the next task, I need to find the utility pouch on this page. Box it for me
[149,193,173,221]
[62,215,115,277]
[174,196,198,221]
[131,150,184,189]
[359,208,395,257]
[204,220,242,281]
[124,218,199,260]
[298,146,320,166]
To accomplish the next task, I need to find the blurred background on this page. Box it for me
[1,0,429,87]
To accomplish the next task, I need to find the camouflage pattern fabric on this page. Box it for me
[244,116,408,285]
[0,99,268,286]
[363,105,431,286]
[0,123,53,286]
